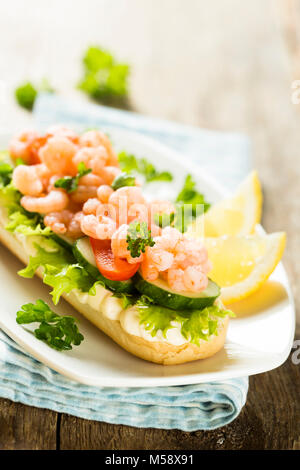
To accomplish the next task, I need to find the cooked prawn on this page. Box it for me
[109,186,146,226]
[44,210,83,238]
[140,247,159,281]
[9,130,41,165]
[109,186,145,208]
[173,238,208,269]
[183,265,208,292]
[12,164,50,197]
[146,246,174,271]
[127,203,149,224]
[167,268,186,292]
[80,214,116,239]
[154,226,182,251]
[70,173,104,204]
[101,166,121,185]
[39,136,78,176]
[83,198,101,215]
[21,189,69,214]
[73,147,108,175]
[97,185,114,203]
[79,130,119,166]
[46,125,79,144]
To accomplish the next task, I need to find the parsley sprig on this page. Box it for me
[118,151,173,183]
[15,79,54,111]
[54,162,92,193]
[78,46,129,106]
[111,172,136,190]
[176,174,210,214]
[154,174,211,233]
[126,221,155,258]
[16,299,84,351]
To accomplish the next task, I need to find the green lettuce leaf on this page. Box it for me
[43,264,93,305]
[138,300,234,345]
[118,151,173,183]
[18,240,96,304]
[5,210,52,236]
[112,292,136,310]
[0,183,21,212]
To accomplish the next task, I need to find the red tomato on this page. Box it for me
[90,238,140,281]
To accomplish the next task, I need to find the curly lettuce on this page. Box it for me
[137,299,234,345]
[18,241,97,304]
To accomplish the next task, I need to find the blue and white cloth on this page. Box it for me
[0,94,250,431]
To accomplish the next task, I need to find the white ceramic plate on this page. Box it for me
[0,128,295,387]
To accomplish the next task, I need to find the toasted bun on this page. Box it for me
[0,221,229,365]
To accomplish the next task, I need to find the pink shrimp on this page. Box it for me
[46,125,79,144]
[183,266,208,292]
[9,130,41,165]
[80,214,116,239]
[154,226,182,251]
[173,238,209,269]
[12,164,50,197]
[70,173,104,204]
[83,198,101,215]
[127,203,149,224]
[97,185,114,203]
[39,136,78,176]
[73,147,108,175]
[167,268,186,292]
[111,224,142,264]
[68,211,84,238]
[140,247,159,281]
[145,245,174,271]
[79,130,119,166]
[109,186,146,225]
[109,186,145,209]
[21,189,69,214]
[44,210,83,238]
[101,166,121,185]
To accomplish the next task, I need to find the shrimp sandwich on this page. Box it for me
[0,127,233,365]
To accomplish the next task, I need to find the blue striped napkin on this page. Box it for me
[0,94,250,431]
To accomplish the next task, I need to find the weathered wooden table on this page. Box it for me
[0,0,299,450]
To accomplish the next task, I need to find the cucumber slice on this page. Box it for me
[73,237,135,294]
[134,272,220,310]
[51,233,75,252]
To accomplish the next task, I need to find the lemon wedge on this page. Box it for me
[187,171,263,237]
[204,233,286,303]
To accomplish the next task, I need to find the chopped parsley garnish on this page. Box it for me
[78,46,129,106]
[54,162,92,193]
[176,174,210,215]
[15,79,54,111]
[15,82,37,111]
[16,299,84,351]
[126,221,155,258]
[111,172,136,190]
[153,175,211,233]
[118,151,173,183]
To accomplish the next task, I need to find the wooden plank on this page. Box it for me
[0,399,58,450]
